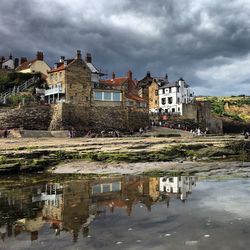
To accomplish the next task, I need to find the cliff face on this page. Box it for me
[224,103,250,121]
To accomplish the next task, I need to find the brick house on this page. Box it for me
[99,70,147,108]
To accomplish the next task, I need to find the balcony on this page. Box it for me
[45,86,65,96]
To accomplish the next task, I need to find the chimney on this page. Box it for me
[59,56,65,63]
[54,63,58,69]
[127,70,132,80]
[36,51,44,61]
[9,53,13,60]
[165,73,168,79]
[178,77,184,86]
[64,60,68,67]
[20,57,27,64]
[14,58,19,68]
[76,50,82,60]
[112,72,116,79]
[85,53,92,63]
[146,71,151,77]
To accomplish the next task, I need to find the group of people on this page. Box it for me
[190,128,208,136]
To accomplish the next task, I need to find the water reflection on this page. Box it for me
[0,175,197,244]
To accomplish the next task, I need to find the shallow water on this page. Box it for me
[0,175,250,250]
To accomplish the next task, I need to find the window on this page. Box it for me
[104,92,111,100]
[177,97,180,104]
[172,108,175,112]
[113,92,121,101]
[161,98,166,105]
[94,91,102,100]
[178,107,180,111]
[169,87,172,93]
[177,87,180,93]
[168,97,173,104]
[155,100,158,104]
[162,88,165,94]
[112,182,121,192]
[92,185,101,194]
[155,90,158,96]
[169,177,174,183]
[103,184,110,193]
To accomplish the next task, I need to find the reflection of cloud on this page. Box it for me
[198,180,250,219]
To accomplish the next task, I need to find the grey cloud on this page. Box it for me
[0,0,250,95]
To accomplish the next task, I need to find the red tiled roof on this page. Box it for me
[100,77,128,86]
[48,59,75,73]
[126,93,146,102]
[16,59,37,71]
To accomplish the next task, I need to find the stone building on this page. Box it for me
[45,50,93,104]
[138,71,159,113]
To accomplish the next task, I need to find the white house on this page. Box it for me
[159,176,196,201]
[158,77,194,115]
[1,54,14,69]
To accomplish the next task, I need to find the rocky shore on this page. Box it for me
[0,132,249,177]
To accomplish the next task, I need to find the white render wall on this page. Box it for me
[158,80,194,115]
[2,59,14,69]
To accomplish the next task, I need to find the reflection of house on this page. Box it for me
[160,176,196,200]
[16,51,50,77]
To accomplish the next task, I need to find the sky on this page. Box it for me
[0,0,250,96]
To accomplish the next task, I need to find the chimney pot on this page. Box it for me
[86,53,92,63]
[76,50,82,60]
[20,57,28,64]
[112,72,115,79]
[36,51,44,61]
[127,70,132,80]
[59,56,65,62]
[146,71,151,77]
[14,58,19,68]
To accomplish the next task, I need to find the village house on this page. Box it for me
[99,70,147,108]
[0,54,15,69]
[138,72,194,115]
[138,71,159,113]
[159,77,194,115]
[16,51,50,77]
[45,50,95,104]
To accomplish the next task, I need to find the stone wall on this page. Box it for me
[0,102,149,133]
[0,104,51,130]
[182,102,223,134]
[50,103,149,132]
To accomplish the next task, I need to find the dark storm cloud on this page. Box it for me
[0,0,250,95]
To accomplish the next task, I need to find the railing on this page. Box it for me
[0,76,40,104]
[44,86,65,96]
